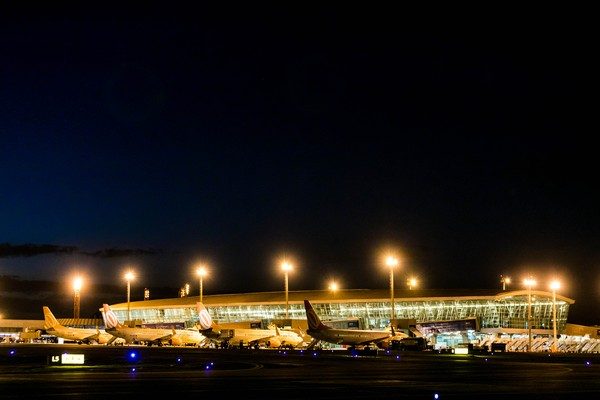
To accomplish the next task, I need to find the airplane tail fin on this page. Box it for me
[101,304,123,329]
[43,306,61,329]
[304,299,329,331]
[196,302,214,330]
[267,322,278,330]
[196,302,222,340]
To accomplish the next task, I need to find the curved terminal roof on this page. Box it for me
[107,288,575,311]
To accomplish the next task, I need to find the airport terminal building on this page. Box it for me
[2,288,588,349]
[108,288,574,340]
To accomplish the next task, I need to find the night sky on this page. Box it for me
[1,7,598,324]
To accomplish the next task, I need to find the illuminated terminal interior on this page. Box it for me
[108,288,573,338]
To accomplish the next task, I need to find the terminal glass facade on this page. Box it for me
[114,292,569,334]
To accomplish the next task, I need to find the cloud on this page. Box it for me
[0,275,58,292]
[81,247,163,258]
[0,243,163,259]
[0,243,77,257]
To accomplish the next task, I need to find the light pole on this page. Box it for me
[500,275,511,291]
[124,271,135,324]
[196,266,207,303]
[72,277,83,319]
[550,280,561,353]
[281,261,293,319]
[385,256,399,322]
[523,277,536,352]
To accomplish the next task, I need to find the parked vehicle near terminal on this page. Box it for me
[390,337,429,351]
[491,342,507,352]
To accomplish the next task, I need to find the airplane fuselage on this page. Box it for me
[214,328,303,348]
[307,327,391,346]
[106,327,167,344]
[47,327,112,344]
[106,326,204,346]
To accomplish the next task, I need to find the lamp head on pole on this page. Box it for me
[407,277,418,289]
[328,280,338,292]
[550,280,561,292]
[385,255,399,269]
[196,265,208,278]
[281,261,293,274]
[73,276,83,292]
[523,277,536,289]
[124,271,135,283]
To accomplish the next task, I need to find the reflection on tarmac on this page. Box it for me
[2,344,600,399]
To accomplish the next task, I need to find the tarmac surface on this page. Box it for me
[2,343,600,399]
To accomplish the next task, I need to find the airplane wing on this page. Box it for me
[357,333,392,346]
[251,327,304,348]
[153,332,175,342]
[126,331,174,344]
[80,331,102,341]
[246,333,275,345]
[230,329,278,347]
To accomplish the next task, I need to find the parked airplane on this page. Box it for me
[303,299,408,349]
[196,302,305,349]
[43,306,114,345]
[101,304,207,346]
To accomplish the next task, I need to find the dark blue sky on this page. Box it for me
[1,7,598,323]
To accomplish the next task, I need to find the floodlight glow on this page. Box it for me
[73,277,83,291]
[281,261,293,272]
[523,277,536,287]
[385,255,399,268]
[196,266,208,277]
